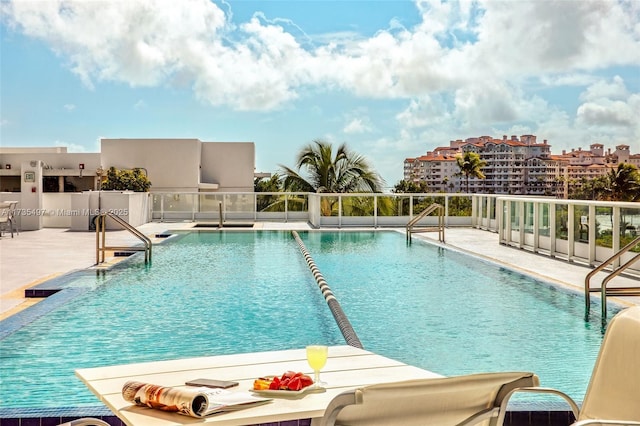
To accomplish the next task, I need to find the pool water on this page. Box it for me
[0,231,610,410]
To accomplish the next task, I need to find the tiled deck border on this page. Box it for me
[0,284,88,340]
[1,249,151,340]
[0,410,576,426]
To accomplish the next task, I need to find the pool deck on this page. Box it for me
[1,222,639,319]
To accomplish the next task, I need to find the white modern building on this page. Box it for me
[0,138,258,230]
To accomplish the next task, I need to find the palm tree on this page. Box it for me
[280,140,385,193]
[607,163,640,201]
[254,173,282,192]
[254,173,286,212]
[455,151,486,193]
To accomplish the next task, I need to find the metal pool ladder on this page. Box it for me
[95,212,152,264]
[406,203,445,244]
[585,235,640,322]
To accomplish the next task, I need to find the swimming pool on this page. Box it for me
[0,231,612,411]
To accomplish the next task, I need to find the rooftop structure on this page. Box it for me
[0,139,259,230]
[0,138,257,193]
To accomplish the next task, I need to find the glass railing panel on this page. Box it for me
[524,201,534,234]
[499,199,508,235]
[448,195,471,217]
[160,193,196,213]
[412,195,439,215]
[574,204,589,243]
[151,194,162,212]
[199,194,224,214]
[320,196,339,217]
[595,206,613,248]
[481,197,488,219]
[555,203,569,240]
[377,195,403,217]
[341,195,375,217]
[256,194,286,212]
[286,193,308,212]
[224,193,255,214]
[486,197,496,222]
[538,202,550,237]
[510,201,520,231]
[621,207,640,252]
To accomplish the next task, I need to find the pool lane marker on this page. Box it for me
[291,231,363,349]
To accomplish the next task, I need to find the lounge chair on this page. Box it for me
[497,305,640,425]
[320,371,538,425]
[0,202,13,238]
[322,306,640,426]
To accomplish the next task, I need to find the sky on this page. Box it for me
[1,0,639,189]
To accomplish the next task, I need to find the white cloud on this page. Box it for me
[2,0,639,185]
[470,0,640,74]
[3,0,638,111]
[133,99,146,110]
[540,73,598,87]
[579,76,629,102]
[3,0,228,89]
[54,140,87,152]
[343,117,372,134]
[575,77,640,147]
[396,95,452,129]
[577,100,636,127]
[64,103,76,111]
[451,81,555,133]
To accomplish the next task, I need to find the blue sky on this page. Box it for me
[1,0,639,188]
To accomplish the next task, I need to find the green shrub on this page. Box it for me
[101,167,151,192]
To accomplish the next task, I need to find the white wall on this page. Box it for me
[26,192,152,231]
[200,142,254,192]
[0,152,101,171]
[42,193,73,228]
[101,139,202,192]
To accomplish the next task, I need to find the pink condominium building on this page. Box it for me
[404,135,639,197]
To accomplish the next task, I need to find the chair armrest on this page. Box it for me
[496,387,580,425]
[319,390,358,426]
[57,418,111,426]
[572,421,640,426]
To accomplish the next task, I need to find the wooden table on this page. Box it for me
[76,345,442,426]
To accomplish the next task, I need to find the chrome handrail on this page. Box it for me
[406,203,445,243]
[600,252,640,321]
[95,213,152,264]
[585,234,640,320]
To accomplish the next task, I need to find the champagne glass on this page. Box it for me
[306,345,328,388]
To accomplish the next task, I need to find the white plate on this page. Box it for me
[251,386,324,397]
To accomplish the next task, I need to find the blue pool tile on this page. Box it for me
[549,410,573,425]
